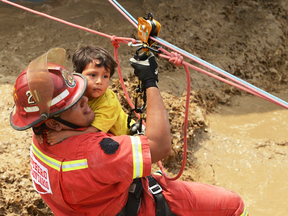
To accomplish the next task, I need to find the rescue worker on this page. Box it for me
[10,47,248,216]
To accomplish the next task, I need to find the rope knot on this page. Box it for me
[169,52,183,67]
[111,35,120,49]
[130,38,137,44]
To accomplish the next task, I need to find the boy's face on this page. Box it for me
[81,60,110,100]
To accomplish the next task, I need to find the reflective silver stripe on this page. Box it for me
[240,207,248,216]
[51,89,69,106]
[131,136,143,178]
[24,89,69,113]
[62,159,88,172]
[24,106,39,112]
[32,143,61,171]
[32,143,88,172]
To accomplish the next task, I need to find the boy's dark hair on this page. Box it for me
[72,46,118,77]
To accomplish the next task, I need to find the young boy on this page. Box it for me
[36,45,134,145]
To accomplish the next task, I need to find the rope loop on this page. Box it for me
[111,35,120,49]
[169,52,183,67]
[130,38,137,44]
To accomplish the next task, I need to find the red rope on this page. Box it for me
[156,52,189,180]
[0,0,195,180]
[0,0,142,117]
[111,36,145,125]
[0,0,113,39]
[158,48,274,103]
[0,0,138,46]
[5,0,286,184]
[156,48,275,180]
[153,37,288,109]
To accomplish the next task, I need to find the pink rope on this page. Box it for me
[111,37,145,125]
[154,39,288,109]
[158,48,276,104]
[0,0,138,46]
[157,52,189,180]
[0,0,195,181]
[156,49,276,180]
[0,0,143,111]
[5,0,271,180]
[0,0,113,39]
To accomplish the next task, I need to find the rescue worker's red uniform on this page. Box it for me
[31,131,248,216]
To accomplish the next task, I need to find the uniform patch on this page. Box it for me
[30,148,52,194]
[100,138,119,155]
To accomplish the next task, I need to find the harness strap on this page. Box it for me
[118,175,174,216]
[147,175,174,216]
[125,178,143,216]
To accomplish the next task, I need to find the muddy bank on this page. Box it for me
[0,0,288,215]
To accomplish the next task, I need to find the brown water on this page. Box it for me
[1,0,288,215]
[194,91,288,216]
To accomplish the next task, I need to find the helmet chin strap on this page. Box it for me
[51,116,83,129]
[32,116,82,136]
[32,123,46,135]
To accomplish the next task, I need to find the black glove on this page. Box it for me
[129,52,158,89]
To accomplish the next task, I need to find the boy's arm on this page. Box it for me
[34,133,44,144]
[47,126,99,145]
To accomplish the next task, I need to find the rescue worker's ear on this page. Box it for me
[45,119,63,131]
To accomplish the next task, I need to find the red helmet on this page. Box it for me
[10,48,87,131]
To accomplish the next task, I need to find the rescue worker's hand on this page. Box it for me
[129,52,158,89]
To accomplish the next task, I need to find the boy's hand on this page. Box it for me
[129,52,158,89]
[34,134,43,144]
[46,130,65,145]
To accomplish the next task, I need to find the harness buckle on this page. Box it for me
[148,182,162,195]
[129,183,137,193]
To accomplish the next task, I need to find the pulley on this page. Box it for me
[137,13,161,47]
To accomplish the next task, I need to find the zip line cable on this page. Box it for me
[108,0,138,28]
[4,0,285,108]
[109,0,288,109]
[109,0,288,180]
[2,0,288,180]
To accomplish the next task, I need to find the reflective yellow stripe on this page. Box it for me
[62,159,88,172]
[131,136,143,179]
[32,142,61,171]
[240,206,248,216]
[32,142,88,172]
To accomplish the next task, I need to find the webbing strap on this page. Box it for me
[118,176,174,216]
[125,178,143,216]
[147,175,173,216]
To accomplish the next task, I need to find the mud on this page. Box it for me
[0,0,288,215]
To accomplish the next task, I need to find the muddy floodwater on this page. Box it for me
[194,91,288,216]
[1,0,288,215]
